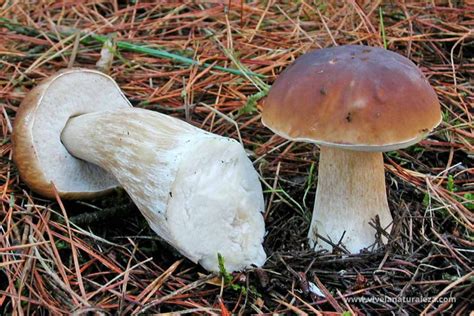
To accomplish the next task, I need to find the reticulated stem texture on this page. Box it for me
[61,108,266,272]
[308,146,393,253]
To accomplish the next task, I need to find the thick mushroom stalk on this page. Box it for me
[61,108,266,272]
[308,147,393,252]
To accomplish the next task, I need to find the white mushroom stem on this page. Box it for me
[308,146,393,253]
[61,108,266,272]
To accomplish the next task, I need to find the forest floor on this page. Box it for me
[0,1,473,315]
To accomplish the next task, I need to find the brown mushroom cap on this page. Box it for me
[262,45,442,151]
[12,68,131,199]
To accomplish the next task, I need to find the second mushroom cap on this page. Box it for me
[262,45,441,150]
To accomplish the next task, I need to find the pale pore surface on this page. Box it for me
[31,70,130,193]
[308,147,393,253]
[61,108,266,272]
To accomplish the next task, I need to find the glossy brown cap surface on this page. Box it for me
[262,45,442,151]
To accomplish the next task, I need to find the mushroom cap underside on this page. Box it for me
[12,68,131,199]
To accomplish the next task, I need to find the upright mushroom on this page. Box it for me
[13,68,266,272]
[262,45,441,253]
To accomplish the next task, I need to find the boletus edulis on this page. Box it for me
[262,45,442,253]
[13,68,266,272]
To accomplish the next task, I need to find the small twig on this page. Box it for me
[136,274,217,314]
[68,204,134,226]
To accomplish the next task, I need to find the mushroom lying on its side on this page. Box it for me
[262,45,442,253]
[13,68,266,272]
